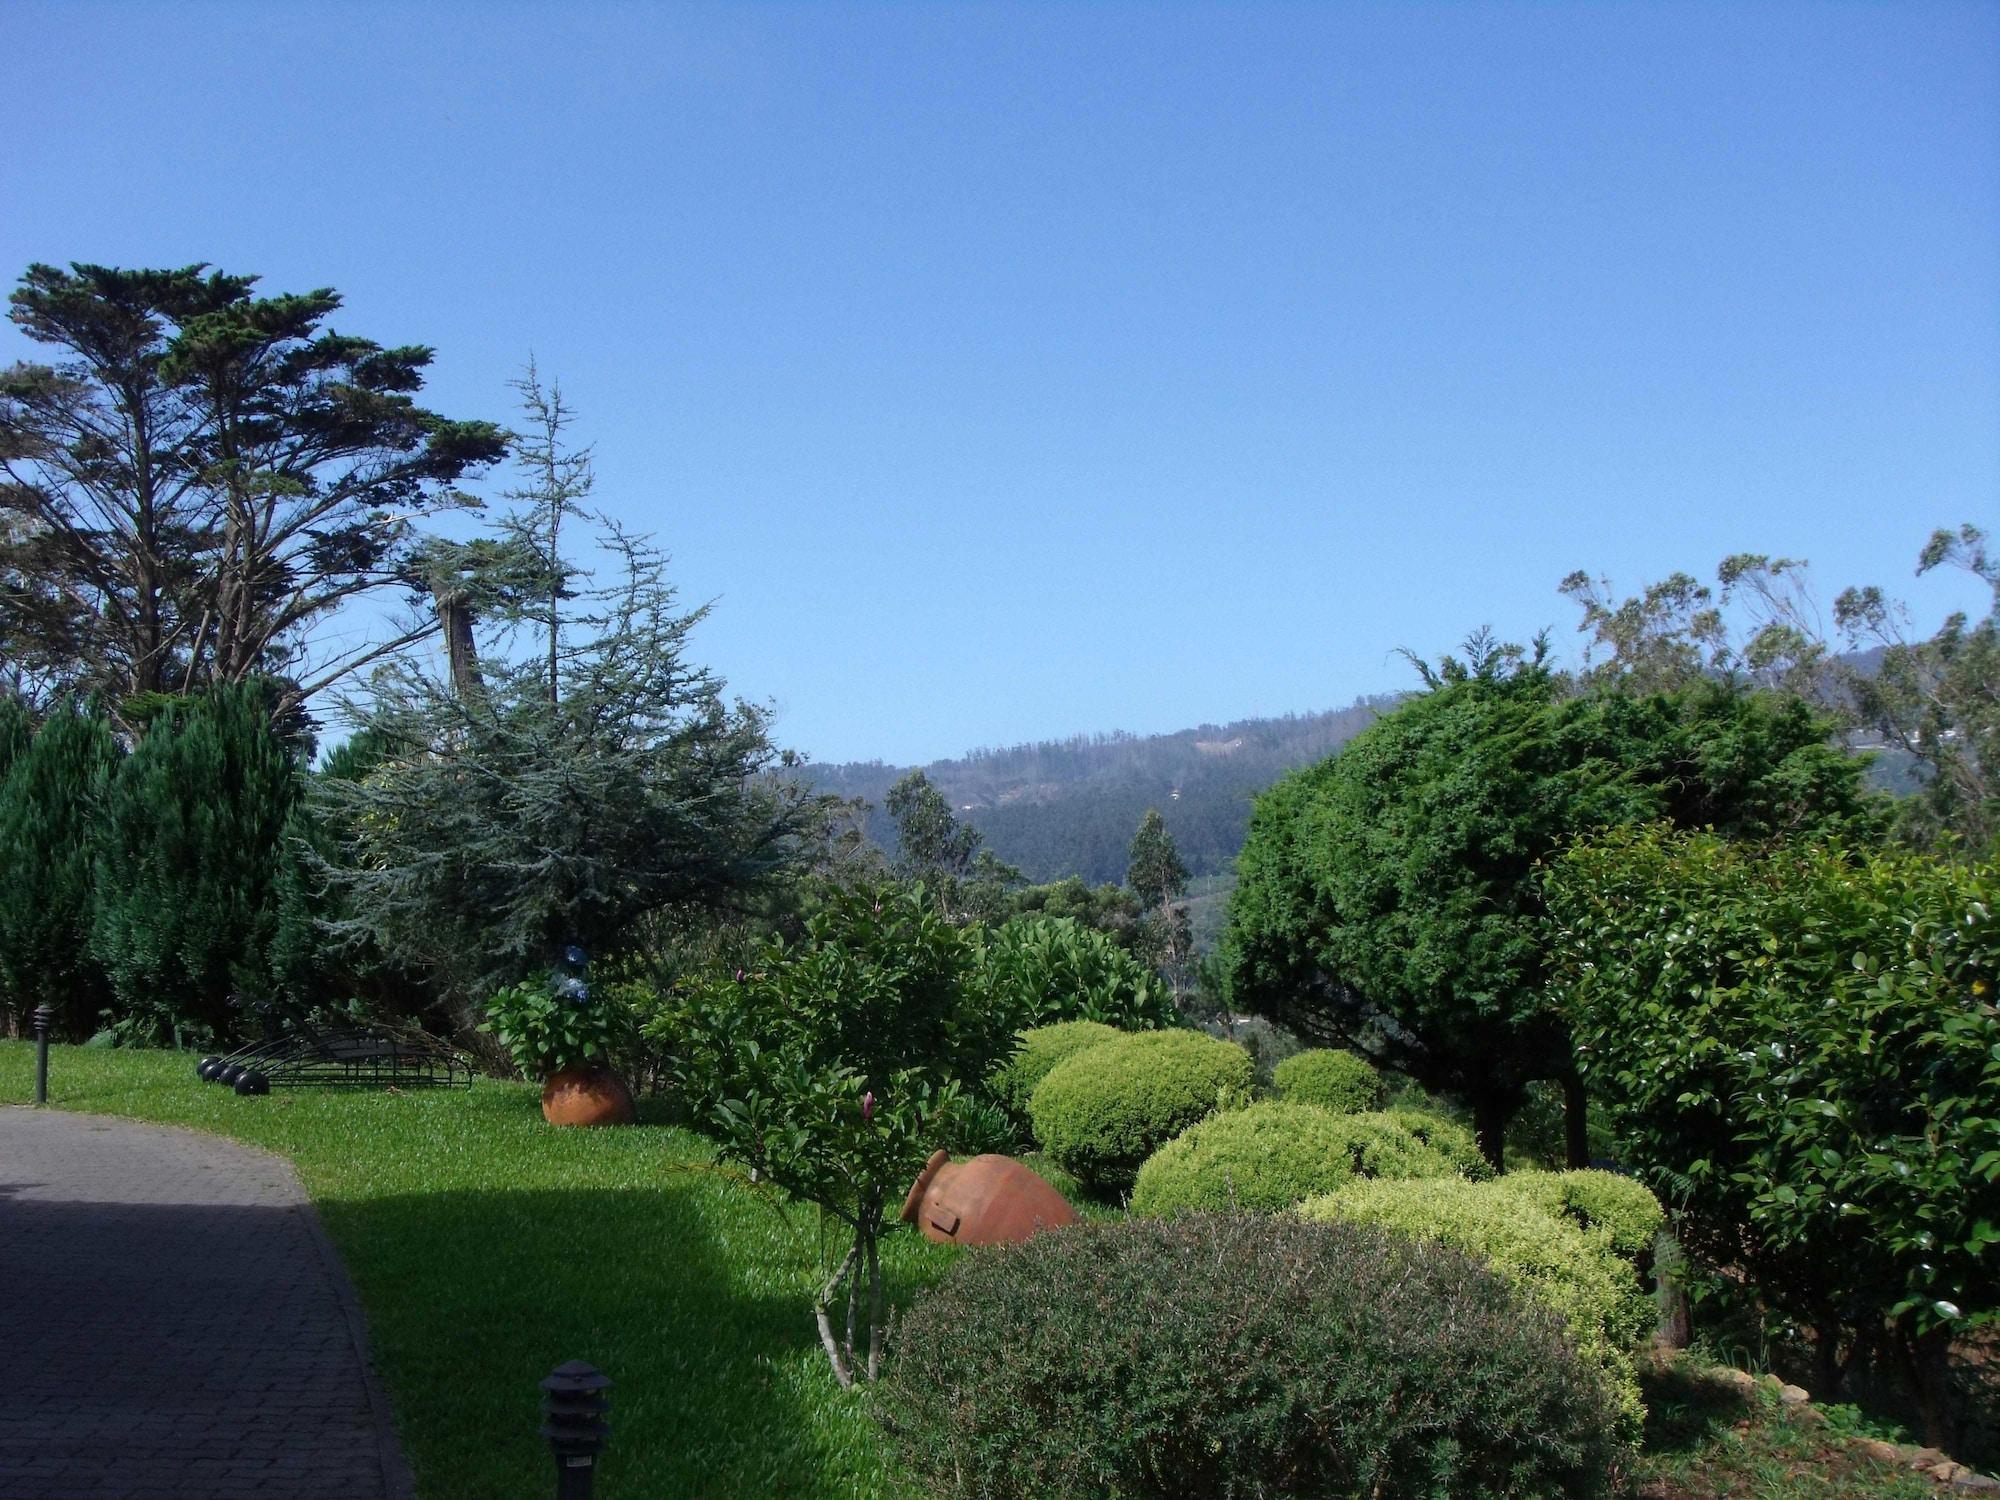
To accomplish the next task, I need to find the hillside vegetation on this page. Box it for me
[805,698,1395,884]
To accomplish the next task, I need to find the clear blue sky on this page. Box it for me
[5,2,1995,765]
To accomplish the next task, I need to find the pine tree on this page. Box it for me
[0,700,121,1036]
[91,682,302,1043]
[1127,807,1192,1008]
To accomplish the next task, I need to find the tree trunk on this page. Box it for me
[1653,1230,1690,1349]
[1897,1323,1957,1452]
[1559,1066,1591,1169]
[812,1242,859,1388]
[1472,1094,1510,1174]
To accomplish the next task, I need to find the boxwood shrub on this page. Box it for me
[1028,1029,1253,1191]
[1387,1107,1491,1181]
[1128,1103,1478,1215]
[1271,1047,1384,1113]
[877,1213,1622,1499]
[1491,1169,1665,1267]
[1301,1174,1659,1434]
[988,1020,1123,1125]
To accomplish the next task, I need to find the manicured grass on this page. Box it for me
[0,1042,951,1499]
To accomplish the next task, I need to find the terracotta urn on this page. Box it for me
[541,1064,636,1127]
[901,1150,1079,1247]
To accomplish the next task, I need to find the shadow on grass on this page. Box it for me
[330,1183,923,1500]
[1637,1357,1757,1459]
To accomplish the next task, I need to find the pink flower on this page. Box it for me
[734,969,744,983]
[861,1091,875,1122]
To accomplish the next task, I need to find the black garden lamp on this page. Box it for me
[541,1360,611,1499]
[32,1003,53,1105]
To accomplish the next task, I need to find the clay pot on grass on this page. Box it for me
[901,1150,1078,1246]
[541,1064,636,1127]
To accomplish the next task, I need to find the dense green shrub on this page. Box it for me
[480,976,633,1079]
[90,683,301,1045]
[1129,1103,1479,1215]
[988,1020,1123,1122]
[0,700,121,1038]
[1387,1107,1492,1181]
[974,914,1175,1030]
[1492,1170,1665,1267]
[1028,1028,1253,1191]
[1547,827,2000,1444]
[1271,1046,1384,1113]
[1303,1175,1657,1433]
[877,1213,1623,1499]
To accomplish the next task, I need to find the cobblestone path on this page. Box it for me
[0,1107,412,1498]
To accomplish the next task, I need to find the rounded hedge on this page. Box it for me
[989,1020,1123,1122]
[1029,1029,1254,1191]
[1272,1047,1385,1113]
[1492,1169,1665,1268]
[1129,1103,1479,1216]
[878,1212,1622,1499]
[1301,1176,1655,1434]
[1387,1107,1492,1181]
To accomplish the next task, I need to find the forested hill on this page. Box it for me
[803,698,1399,885]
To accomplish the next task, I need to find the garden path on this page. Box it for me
[0,1107,413,1499]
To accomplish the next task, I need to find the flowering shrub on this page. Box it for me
[480,977,631,1079]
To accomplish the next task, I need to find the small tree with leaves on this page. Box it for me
[666,883,1009,1385]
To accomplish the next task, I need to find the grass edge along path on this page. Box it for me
[0,1042,950,1500]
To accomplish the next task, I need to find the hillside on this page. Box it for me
[803,697,1398,886]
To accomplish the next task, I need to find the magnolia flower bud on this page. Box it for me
[862,1091,875,1122]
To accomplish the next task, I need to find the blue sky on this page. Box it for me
[4,2,1995,765]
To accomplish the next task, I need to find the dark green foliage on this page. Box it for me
[877,1213,1623,1498]
[1272,1046,1384,1113]
[988,1020,1123,1123]
[1,261,505,716]
[996,875,1145,949]
[1129,1102,1480,1215]
[1547,826,2000,1445]
[974,915,1175,1032]
[1129,807,1193,1007]
[90,682,300,1044]
[1028,1028,1253,1191]
[1224,651,1884,1165]
[316,533,822,1015]
[0,696,31,782]
[0,699,120,1035]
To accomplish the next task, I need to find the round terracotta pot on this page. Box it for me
[540,1064,636,1127]
[901,1149,1079,1247]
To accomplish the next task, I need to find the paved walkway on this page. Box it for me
[0,1108,413,1499]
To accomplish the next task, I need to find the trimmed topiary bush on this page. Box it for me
[989,1020,1124,1124]
[1129,1103,1478,1216]
[1029,1029,1253,1191]
[1301,1175,1655,1434]
[877,1212,1623,1499]
[1272,1047,1384,1113]
[1387,1107,1492,1181]
[1491,1169,1665,1268]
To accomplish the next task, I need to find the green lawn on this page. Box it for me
[2,1041,1962,1500]
[0,1041,950,1499]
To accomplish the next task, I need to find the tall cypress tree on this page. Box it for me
[91,682,300,1043]
[0,700,121,1036]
